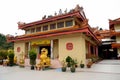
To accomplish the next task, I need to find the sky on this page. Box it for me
[0,0,120,36]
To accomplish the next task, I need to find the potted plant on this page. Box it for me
[66,56,72,67]
[61,60,67,72]
[0,51,4,65]
[70,59,76,73]
[87,59,93,68]
[0,50,8,65]
[8,50,14,66]
[80,60,85,68]
[74,59,78,68]
[29,49,37,70]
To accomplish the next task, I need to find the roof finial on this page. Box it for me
[64,8,67,14]
[42,15,46,19]
[59,9,62,15]
[17,21,26,26]
[54,11,57,16]
[74,4,81,12]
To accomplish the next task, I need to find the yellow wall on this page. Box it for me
[118,48,120,55]
[58,34,86,64]
[115,24,120,55]
[116,37,120,43]
[115,24,120,30]
[14,33,96,65]
[115,24,120,43]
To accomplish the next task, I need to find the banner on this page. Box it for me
[31,40,50,45]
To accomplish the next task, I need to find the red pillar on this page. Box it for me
[95,46,98,56]
[88,42,91,58]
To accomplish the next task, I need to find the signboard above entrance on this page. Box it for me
[31,40,50,45]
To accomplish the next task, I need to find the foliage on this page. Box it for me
[61,60,66,67]
[91,55,99,63]
[65,56,72,67]
[70,59,76,67]
[70,59,76,73]
[8,50,14,66]
[29,49,37,65]
[87,59,93,68]
[0,50,8,59]
[0,33,13,50]
[66,56,72,62]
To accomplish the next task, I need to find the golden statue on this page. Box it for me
[19,52,24,67]
[14,56,17,64]
[36,48,50,70]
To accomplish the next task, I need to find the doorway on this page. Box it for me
[39,46,51,57]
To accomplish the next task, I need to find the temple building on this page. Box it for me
[7,5,99,64]
[109,18,120,58]
[93,18,120,59]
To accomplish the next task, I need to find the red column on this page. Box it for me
[95,46,98,56]
[88,42,91,58]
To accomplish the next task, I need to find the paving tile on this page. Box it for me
[0,60,120,80]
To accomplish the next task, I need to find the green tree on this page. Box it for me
[0,33,13,50]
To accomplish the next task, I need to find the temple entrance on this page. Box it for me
[39,46,51,57]
[98,44,118,59]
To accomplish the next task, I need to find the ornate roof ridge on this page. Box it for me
[18,4,87,29]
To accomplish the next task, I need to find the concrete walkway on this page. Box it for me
[0,60,120,80]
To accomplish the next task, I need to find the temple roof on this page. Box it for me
[7,5,100,44]
[7,26,100,44]
[18,5,87,30]
[109,18,120,26]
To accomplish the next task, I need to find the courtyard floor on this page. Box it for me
[0,60,120,80]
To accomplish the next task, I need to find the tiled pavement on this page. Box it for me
[0,60,120,80]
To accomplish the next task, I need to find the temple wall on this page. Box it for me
[14,42,25,61]
[13,33,97,65]
[58,34,86,65]
[116,37,120,43]
[118,48,120,56]
[114,24,120,56]
[115,24,120,43]
[114,24,120,31]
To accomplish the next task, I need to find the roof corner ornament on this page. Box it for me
[64,8,67,14]
[48,15,53,18]
[74,4,81,12]
[42,15,46,20]
[17,21,26,26]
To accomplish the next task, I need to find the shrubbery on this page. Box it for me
[0,50,8,60]
[7,50,14,66]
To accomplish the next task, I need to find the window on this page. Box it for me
[57,22,64,28]
[65,20,73,27]
[36,27,41,32]
[31,28,35,33]
[43,25,48,31]
[26,29,30,34]
[50,23,56,30]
